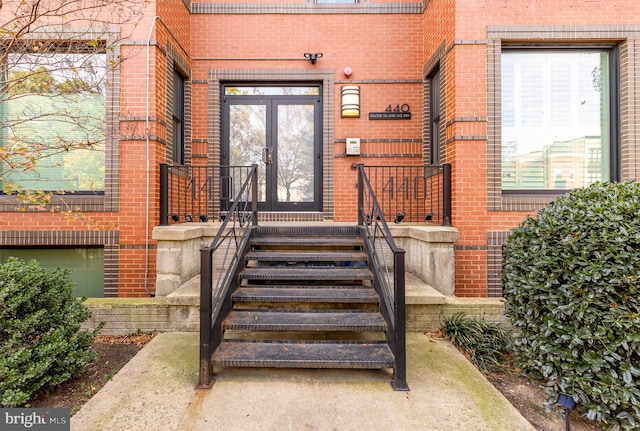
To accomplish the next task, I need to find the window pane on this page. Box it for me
[1,52,106,192]
[501,51,609,190]
[225,86,320,96]
[0,248,104,297]
[172,70,184,165]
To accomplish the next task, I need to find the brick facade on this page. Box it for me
[1,0,639,298]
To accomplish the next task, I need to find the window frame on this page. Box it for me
[0,44,108,194]
[0,29,120,212]
[499,44,620,198]
[314,0,359,3]
[172,69,185,165]
[429,68,441,165]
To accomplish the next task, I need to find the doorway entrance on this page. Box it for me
[221,85,322,212]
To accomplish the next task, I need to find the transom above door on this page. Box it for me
[221,85,322,212]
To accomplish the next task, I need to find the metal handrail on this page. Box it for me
[361,164,451,226]
[357,164,408,391]
[159,164,257,226]
[197,164,258,388]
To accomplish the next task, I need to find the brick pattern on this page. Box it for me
[192,2,420,14]
[440,17,640,295]
[487,25,640,212]
[407,302,507,332]
[5,1,640,299]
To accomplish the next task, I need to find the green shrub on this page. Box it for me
[0,257,101,407]
[441,312,511,372]
[502,182,640,430]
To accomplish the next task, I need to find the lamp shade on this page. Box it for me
[341,86,360,118]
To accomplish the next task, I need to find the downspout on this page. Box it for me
[144,16,160,296]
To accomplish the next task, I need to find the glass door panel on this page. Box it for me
[276,104,315,204]
[228,103,266,202]
[223,85,321,212]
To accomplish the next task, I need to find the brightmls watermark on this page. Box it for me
[1,409,69,430]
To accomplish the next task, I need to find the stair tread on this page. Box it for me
[224,310,387,331]
[233,287,379,303]
[236,283,373,289]
[247,250,368,262]
[239,267,373,280]
[255,226,360,236]
[251,236,364,246]
[214,340,394,369]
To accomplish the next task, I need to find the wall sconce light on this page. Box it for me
[341,85,360,118]
[304,53,323,65]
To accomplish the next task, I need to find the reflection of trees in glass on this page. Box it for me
[225,86,320,96]
[501,51,609,190]
[277,105,314,202]
[229,105,265,165]
[229,105,266,200]
[0,0,146,199]
[2,59,106,191]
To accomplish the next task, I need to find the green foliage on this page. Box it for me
[441,312,511,372]
[9,67,95,95]
[502,182,640,431]
[0,257,101,407]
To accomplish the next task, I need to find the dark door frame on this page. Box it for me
[221,84,323,212]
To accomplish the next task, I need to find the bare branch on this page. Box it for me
[0,0,146,210]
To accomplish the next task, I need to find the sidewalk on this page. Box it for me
[71,332,535,431]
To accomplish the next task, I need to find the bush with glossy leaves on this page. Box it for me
[503,182,640,431]
[0,257,101,407]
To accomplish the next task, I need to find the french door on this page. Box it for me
[221,85,322,211]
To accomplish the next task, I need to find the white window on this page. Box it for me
[501,50,614,191]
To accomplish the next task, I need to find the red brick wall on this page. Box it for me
[4,1,640,298]
[427,0,640,296]
[190,11,425,224]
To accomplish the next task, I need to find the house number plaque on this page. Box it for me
[369,104,411,120]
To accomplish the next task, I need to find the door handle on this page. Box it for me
[262,147,273,165]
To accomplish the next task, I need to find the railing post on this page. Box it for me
[357,164,364,225]
[250,164,258,226]
[197,247,214,388]
[392,249,408,391]
[159,163,169,226]
[442,163,452,226]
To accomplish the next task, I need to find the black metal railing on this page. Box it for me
[159,164,255,226]
[197,164,258,388]
[160,163,451,227]
[357,164,408,391]
[361,164,451,226]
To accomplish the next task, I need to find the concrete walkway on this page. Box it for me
[71,332,535,431]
